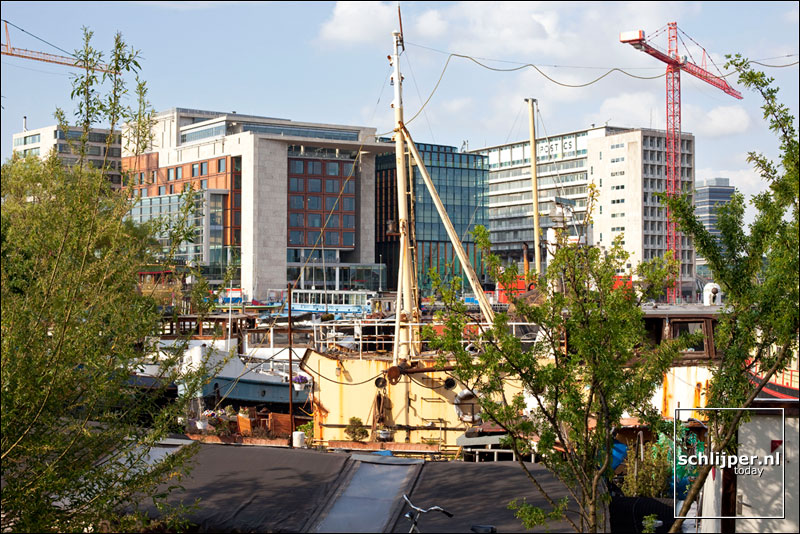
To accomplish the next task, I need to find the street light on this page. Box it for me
[379,253,383,292]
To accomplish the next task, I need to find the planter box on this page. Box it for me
[185,434,289,447]
[328,440,383,451]
[384,442,439,453]
[185,433,242,444]
[237,414,256,436]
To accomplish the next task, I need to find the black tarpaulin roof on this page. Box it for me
[147,444,576,533]
[147,444,349,532]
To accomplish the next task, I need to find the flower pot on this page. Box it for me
[293,383,306,391]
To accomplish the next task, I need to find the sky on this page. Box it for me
[1,1,798,223]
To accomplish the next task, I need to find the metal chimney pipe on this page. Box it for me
[23,116,27,132]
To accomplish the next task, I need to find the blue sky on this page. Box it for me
[2,1,797,222]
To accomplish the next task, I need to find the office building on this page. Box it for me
[694,176,735,279]
[475,126,697,301]
[376,143,488,296]
[11,121,122,187]
[122,108,387,300]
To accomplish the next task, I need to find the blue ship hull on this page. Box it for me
[202,376,309,405]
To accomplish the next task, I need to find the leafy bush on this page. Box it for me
[621,440,671,498]
[344,417,368,442]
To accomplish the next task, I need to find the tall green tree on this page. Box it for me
[1,30,215,532]
[665,57,799,532]
[428,194,691,532]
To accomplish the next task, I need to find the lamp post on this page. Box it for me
[379,253,383,292]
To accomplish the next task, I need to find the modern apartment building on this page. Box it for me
[475,126,697,301]
[121,108,387,300]
[375,142,488,296]
[693,177,735,279]
[11,121,122,187]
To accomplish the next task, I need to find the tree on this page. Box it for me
[428,195,693,533]
[664,56,799,532]
[1,30,216,532]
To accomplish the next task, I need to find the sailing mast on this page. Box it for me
[391,30,418,364]
[526,98,542,277]
[390,30,495,353]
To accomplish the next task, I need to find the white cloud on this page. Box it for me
[586,92,664,130]
[415,9,449,39]
[786,6,799,24]
[318,1,396,44]
[685,104,750,138]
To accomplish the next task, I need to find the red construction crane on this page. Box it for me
[621,23,742,303]
[1,21,116,73]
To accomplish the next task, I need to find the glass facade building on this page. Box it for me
[376,143,488,296]
[694,177,734,279]
[473,131,595,268]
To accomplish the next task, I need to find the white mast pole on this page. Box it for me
[391,30,415,363]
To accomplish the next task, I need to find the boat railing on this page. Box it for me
[309,321,541,359]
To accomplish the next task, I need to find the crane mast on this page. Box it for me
[621,23,742,303]
[1,21,117,73]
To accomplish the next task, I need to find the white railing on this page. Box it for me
[309,321,541,359]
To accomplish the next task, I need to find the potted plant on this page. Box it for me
[344,417,368,442]
[292,374,309,391]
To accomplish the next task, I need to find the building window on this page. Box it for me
[192,163,199,177]
[307,213,322,227]
[343,232,355,246]
[289,231,304,245]
[343,197,355,211]
[326,162,339,176]
[326,179,339,193]
[200,162,208,175]
[168,168,174,181]
[307,196,322,210]
[343,215,355,228]
[325,231,339,246]
[289,213,304,227]
[307,231,321,245]
[233,193,241,208]
[290,178,303,192]
[169,185,174,194]
[343,162,354,176]
[201,180,208,189]
[176,167,183,180]
[290,160,303,174]
[325,197,339,211]
[218,158,226,173]
[290,196,304,209]
[308,161,322,175]
[327,214,339,228]
[308,179,322,192]
[158,186,166,195]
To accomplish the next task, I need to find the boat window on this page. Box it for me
[673,322,705,352]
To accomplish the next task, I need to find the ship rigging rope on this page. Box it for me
[1,18,75,57]
[374,41,798,136]
[303,365,384,386]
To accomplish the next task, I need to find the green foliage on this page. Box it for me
[0,29,216,533]
[509,496,571,530]
[429,186,695,532]
[298,421,314,439]
[642,514,660,534]
[621,439,671,498]
[664,56,799,531]
[344,417,369,442]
